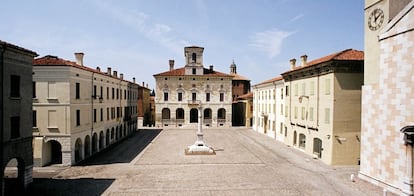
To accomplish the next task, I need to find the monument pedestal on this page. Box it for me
[185,102,215,155]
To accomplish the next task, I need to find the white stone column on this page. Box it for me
[196,105,203,143]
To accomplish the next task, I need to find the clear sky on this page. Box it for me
[1,0,364,89]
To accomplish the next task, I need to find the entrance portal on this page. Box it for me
[190,108,198,123]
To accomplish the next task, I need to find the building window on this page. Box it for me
[107,87,109,99]
[94,109,97,122]
[164,92,168,101]
[33,82,36,98]
[116,88,119,99]
[301,83,306,96]
[206,93,210,102]
[10,116,20,139]
[192,53,197,63]
[301,107,305,120]
[94,85,97,99]
[33,111,37,127]
[192,68,196,75]
[325,79,330,95]
[76,110,80,126]
[192,93,196,101]
[100,108,103,121]
[220,93,224,102]
[324,108,330,124]
[285,86,289,96]
[178,92,183,101]
[112,88,115,99]
[10,75,20,98]
[285,106,288,117]
[76,82,80,99]
[107,108,110,120]
[48,82,57,98]
[280,123,283,134]
[294,106,298,119]
[309,107,314,121]
[280,104,283,115]
[100,86,103,99]
[124,90,127,100]
[294,83,298,96]
[280,88,283,99]
[48,110,57,127]
[310,81,315,96]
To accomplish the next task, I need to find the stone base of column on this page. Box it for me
[185,141,216,155]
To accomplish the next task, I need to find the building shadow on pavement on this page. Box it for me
[5,178,114,196]
[77,129,162,166]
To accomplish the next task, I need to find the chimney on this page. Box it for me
[209,65,214,71]
[96,66,101,72]
[74,52,84,66]
[107,67,112,76]
[146,84,148,88]
[142,82,144,86]
[300,55,308,66]
[133,77,136,83]
[113,70,118,78]
[290,58,296,70]
[120,73,124,80]
[169,59,175,71]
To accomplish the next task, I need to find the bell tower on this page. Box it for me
[184,46,204,75]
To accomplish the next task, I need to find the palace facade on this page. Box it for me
[153,46,233,127]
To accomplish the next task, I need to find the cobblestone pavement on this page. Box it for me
[20,128,388,195]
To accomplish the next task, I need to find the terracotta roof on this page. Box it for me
[33,55,135,83]
[0,40,38,56]
[253,76,283,86]
[230,73,250,81]
[237,92,253,100]
[283,49,364,74]
[153,67,233,77]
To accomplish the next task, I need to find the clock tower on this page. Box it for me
[364,0,411,85]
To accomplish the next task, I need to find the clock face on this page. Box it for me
[368,8,385,31]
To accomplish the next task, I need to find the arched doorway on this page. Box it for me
[92,133,98,154]
[313,138,322,158]
[217,108,226,125]
[47,140,62,165]
[84,135,91,158]
[204,108,212,125]
[162,108,171,125]
[3,158,25,194]
[99,131,105,150]
[190,108,198,123]
[75,138,83,162]
[299,134,306,149]
[176,108,185,125]
[293,131,297,146]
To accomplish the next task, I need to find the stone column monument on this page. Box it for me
[185,102,215,155]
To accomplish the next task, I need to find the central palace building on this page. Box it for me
[153,46,233,127]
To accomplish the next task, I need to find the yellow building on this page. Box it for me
[281,49,364,165]
[33,53,139,166]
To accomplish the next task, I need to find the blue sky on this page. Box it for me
[1,0,364,89]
